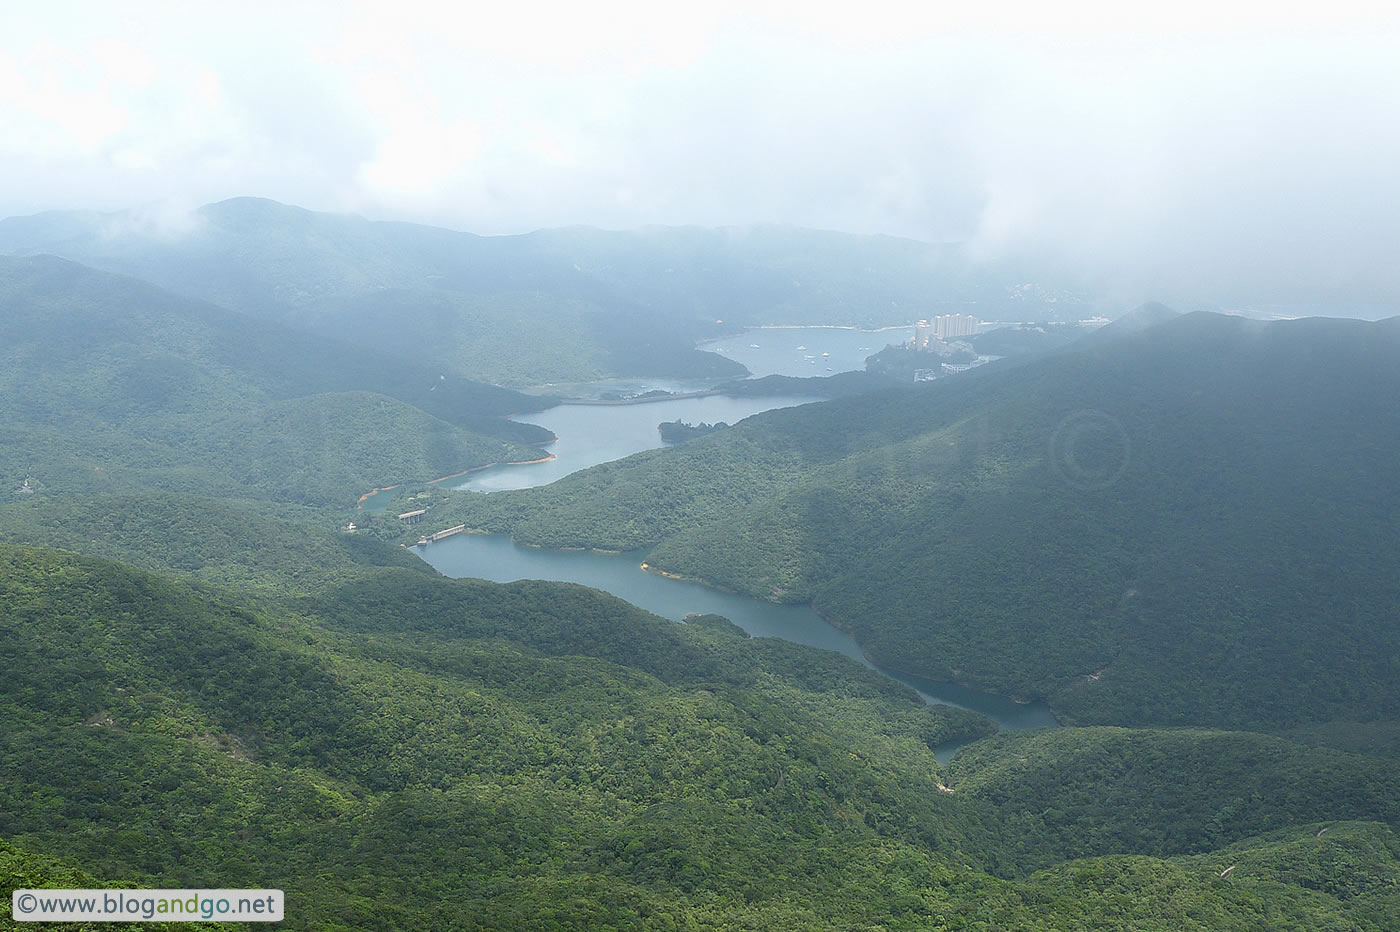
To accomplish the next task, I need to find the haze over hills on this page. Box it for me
[0,199,742,386]
[447,309,1400,731]
[0,198,1099,386]
[0,254,553,505]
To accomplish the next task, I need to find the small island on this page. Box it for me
[658,419,729,443]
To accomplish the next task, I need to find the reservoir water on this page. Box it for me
[415,532,1059,758]
[529,325,913,397]
[456,394,821,492]
[701,326,910,378]
[457,324,911,493]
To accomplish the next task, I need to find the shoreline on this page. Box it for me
[644,558,1061,722]
[358,454,559,506]
[805,600,1056,717]
[559,389,723,406]
[414,532,1059,729]
[356,483,399,504]
[639,560,740,594]
[426,454,557,485]
[863,654,1057,718]
[748,323,913,333]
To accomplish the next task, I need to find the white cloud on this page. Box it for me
[1,0,1398,306]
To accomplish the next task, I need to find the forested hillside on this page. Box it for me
[0,256,552,505]
[448,311,1400,730]
[0,492,431,593]
[0,200,746,386]
[3,542,1397,930]
[1,218,1396,929]
[0,199,1094,387]
[0,544,984,928]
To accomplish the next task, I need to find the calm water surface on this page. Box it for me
[416,533,1059,759]
[456,323,913,493]
[457,395,821,492]
[528,325,913,397]
[701,326,910,378]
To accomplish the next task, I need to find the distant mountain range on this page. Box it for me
[0,198,1094,386]
[0,255,552,505]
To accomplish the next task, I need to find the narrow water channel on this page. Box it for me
[414,533,1059,759]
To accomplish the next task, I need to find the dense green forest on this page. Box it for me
[3,543,1398,929]
[0,256,553,505]
[0,232,1396,928]
[0,840,225,931]
[444,310,1400,732]
[658,420,729,443]
[0,492,430,594]
[714,369,899,398]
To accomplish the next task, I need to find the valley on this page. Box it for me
[0,201,1397,930]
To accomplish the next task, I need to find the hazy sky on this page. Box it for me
[3,1,1399,308]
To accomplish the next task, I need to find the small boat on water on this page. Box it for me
[821,352,830,357]
[796,345,807,350]
[749,344,760,348]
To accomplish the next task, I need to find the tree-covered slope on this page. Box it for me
[0,544,987,928]
[0,200,747,385]
[447,311,1400,730]
[0,492,430,593]
[0,254,551,418]
[944,823,1400,932]
[945,728,1400,872]
[0,255,552,504]
[3,543,1396,929]
[0,839,225,931]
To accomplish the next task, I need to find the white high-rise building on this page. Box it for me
[916,314,980,347]
[930,313,979,341]
[914,320,931,349]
